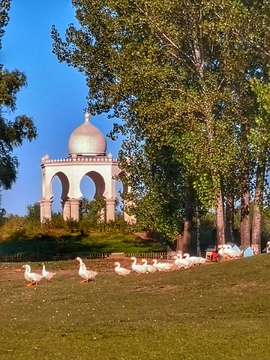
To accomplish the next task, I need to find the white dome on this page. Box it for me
[68,113,107,156]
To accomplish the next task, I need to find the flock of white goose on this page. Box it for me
[20,253,208,286]
[114,253,207,278]
[116,245,243,278]
[20,244,244,286]
[21,257,97,287]
[21,263,56,287]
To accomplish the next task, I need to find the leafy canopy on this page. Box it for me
[52,0,270,239]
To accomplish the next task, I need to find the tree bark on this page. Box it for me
[225,195,234,243]
[251,164,265,254]
[196,206,201,256]
[176,219,192,254]
[215,190,225,245]
[240,172,250,246]
[182,201,192,254]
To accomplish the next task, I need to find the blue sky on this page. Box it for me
[1,0,123,215]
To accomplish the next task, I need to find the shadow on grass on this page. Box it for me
[0,233,167,261]
[0,235,92,261]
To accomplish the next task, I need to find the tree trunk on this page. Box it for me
[176,218,192,255]
[251,164,265,254]
[240,173,250,246]
[225,195,234,243]
[196,206,201,256]
[215,190,225,245]
[176,234,182,253]
[182,201,192,254]
[182,219,191,254]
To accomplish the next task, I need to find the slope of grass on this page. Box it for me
[0,232,166,260]
[0,254,270,359]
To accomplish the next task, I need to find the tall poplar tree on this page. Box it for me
[52,0,270,247]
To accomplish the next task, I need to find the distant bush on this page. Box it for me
[26,203,40,221]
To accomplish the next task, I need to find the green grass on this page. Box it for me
[1,254,270,359]
[0,216,167,259]
[0,233,166,260]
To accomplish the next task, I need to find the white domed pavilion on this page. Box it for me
[39,112,135,223]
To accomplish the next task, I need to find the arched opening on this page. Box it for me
[79,171,106,221]
[80,171,105,199]
[115,179,124,220]
[51,177,61,214]
[80,175,96,200]
[51,172,70,215]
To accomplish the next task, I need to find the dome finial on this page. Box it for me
[84,112,90,123]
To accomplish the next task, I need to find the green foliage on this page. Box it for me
[26,202,40,221]
[51,0,270,242]
[115,210,123,221]
[0,0,11,50]
[0,230,166,259]
[3,207,270,258]
[0,205,6,226]
[79,196,106,222]
[117,144,187,241]
[0,213,167,258]
[0,70,37,191]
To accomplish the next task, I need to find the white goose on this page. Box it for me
[130,256,146,276]
[141,259,156,274]
[154,259,174,272]
[75,257,97,283]
[174,254,192,268]
[21,264,43,287]
[152,259,162,272]
[222,245,242,259]
[217,245,225,256]
[183,253,206,265]
[41,263,56,282]
[114,262,131,278]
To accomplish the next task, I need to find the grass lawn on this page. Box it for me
[1,254,270,359]
[0,233,167,260]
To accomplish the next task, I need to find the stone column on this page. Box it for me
[70,199,80,221]
[39,199,52,222]
[106,198,116,222]
[61,200,71,220]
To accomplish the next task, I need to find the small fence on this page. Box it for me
[0,251,168,263]
[0,254,36,263]
[52,253,111,261]
[126,252,168,259]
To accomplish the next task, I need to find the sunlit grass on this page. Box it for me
[1,254,270,359]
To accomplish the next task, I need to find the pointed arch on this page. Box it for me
[82,170,106,198]
[52,171,70,201]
